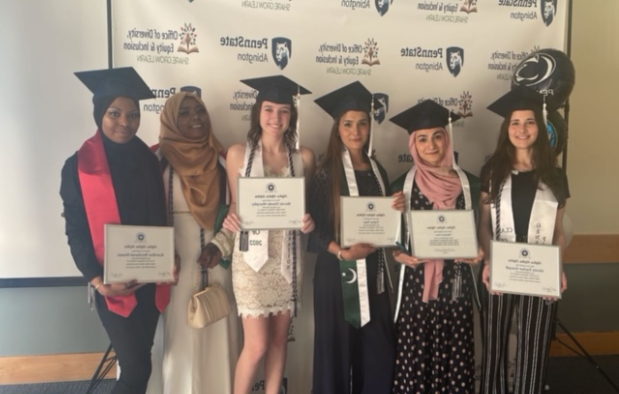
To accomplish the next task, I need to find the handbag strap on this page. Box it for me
[167,166,209,291]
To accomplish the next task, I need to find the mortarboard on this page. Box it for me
[74,67,155,101]
[487,86,559,122]
[314,81,382,119]
[389,99,462,135]
[240,75,311,105]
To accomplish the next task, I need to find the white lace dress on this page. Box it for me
[231,165,303,317]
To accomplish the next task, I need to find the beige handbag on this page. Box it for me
[188,278,231,328]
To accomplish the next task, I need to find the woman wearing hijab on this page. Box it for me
[150,91,239,393]
[222,75,316,394]
[60,67,172,394]
[479,88,569,394]
[308,81,403,394]
[389,100,483,393]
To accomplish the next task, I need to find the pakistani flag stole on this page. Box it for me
[490,175,558,245]
[339,149,390,328]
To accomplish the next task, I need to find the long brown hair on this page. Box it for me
[317,111,372,242]
[484,108,566,207]
[246,99,299,150]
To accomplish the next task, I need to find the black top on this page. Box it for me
[481,166,570,239]
[308,167,388,253]
[60,132,167,281]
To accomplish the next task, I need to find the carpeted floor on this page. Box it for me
[1,355,618,393]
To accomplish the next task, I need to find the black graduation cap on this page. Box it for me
[240,75,311,105]
[314,81,382,119]
[487,86,559,118]
[180,85,202,98]
[389,100,461,134]
[74,67,155,101]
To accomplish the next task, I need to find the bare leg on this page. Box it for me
[264,311,291,394]
[234,316,269,394]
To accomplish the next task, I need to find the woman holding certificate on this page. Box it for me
[60,67,171,394]
[479,87,569,394]
[222,75,316,394]
[308,81,403,394]
[149,91,239,394]
[389,100,482,393]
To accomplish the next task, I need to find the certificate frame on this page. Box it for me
[490,240,562,298]
[340,196,401,247]
[237,177,305,231]
[104,224,175,284]
[408,209,478,259]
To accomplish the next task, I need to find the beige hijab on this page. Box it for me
[159,92,224,230]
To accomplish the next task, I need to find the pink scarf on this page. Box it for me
[408,129,462,302]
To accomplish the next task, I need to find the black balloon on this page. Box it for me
[511,48,576,106]
[546,111,567,156]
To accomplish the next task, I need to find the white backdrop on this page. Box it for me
[110,1,567,392]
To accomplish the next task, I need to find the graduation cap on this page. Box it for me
[240,75,311,105]
[487,86,559,125]
[389,99,461,135]
[74,67,155,101]
[314,81,382,119]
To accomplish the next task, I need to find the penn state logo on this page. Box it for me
[520,249,530,258]
[136,232,146,242]
[513,53,556,89]
[375,0,393,16]
[446,47,464,77]
[541,0,557,27]
[180,86,201,97]
[373,93,389,124]
[459,0,477,14]
[267,183,276,192]
[367,202,375,211]
[272,37,292,70]
[457,91,473,118]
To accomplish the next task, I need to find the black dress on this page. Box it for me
[392,182,475,394]
[308,166,396,394]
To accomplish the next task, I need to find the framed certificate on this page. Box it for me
[490,240,561,298]
[408,209,478,259]
[237,177,305,230]
[340,196,401,247]
[104,224,175,284]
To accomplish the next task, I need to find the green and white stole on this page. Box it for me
[340,148,389,328]
[490,174,557,245]
[240,141,303,284]
[394,164,472,320]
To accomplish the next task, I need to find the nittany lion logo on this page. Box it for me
[180,86,201,97]
[272,37,292,70]
[375,0,393,16]
[373,93,389,124]
[513,53,556,90]
[541,0,557,27]
[520,249,530,258]
[446,47,464,77]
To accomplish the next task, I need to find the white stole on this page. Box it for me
[341,148,388,327]
[394,164,472,321]
[240,142,303,284]
[490,174,557,245]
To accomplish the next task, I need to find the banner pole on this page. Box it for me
[107,0,113,68]
[562,0,573,171]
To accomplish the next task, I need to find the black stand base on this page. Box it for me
[86,342,117,394]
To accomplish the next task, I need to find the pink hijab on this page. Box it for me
[408,128,462,302]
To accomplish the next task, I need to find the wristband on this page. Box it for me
[337,249,344,260]
[94,283,102,291]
